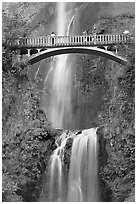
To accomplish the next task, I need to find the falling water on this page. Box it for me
[67,128,98,202]
[47,2,74,129]
[49,131,73,201]
[48,2,98,202]
[49,128,98,202]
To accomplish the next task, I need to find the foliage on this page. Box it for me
[2,9,58,201]
[98,50,135,201]
[2,114,57,201]
[74,13,135,201]
[2,58,58,201]
[2,3,135,202]
[2,9,29,46]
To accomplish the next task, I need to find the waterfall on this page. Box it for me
[67,128,98,202]
[49,131,74,201]
[46,2,74,129]
[49,131,69,201]
[47,2,98,202]
[49,128,98,202]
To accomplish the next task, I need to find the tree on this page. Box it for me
[2,8,59,201]
[98,52,135,201]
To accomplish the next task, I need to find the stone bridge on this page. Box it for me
[10,33,133,65]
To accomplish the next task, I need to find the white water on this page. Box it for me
[48,3,98,202]
[46,2,74,129]
[49,128,98,202]
[67,128,98,202]
[49,131,74,201]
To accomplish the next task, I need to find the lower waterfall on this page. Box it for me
[49,128,98,202]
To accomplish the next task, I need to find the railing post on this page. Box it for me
[110,35,113,43]
[61,37,63,44]
[72,37,74,44]
[115,35,117,42]
[54,37,56,45]
[75,36,77,44]
[115,46,118,54]
[68,37,70,44]
[85,36,87,44]
[47,36,50,46]
[27,49,31,57]
[69,37,71,44]
[112,35,114,42]
[74,36,76,44]
[97,35,100,43]
[77,36,79,44]
[104,35,107,43]
[123,35,125,42]
[105,46,108,51]
[62,36,64,44]
[116,35,118,42]
[27,38,30,45]
[106,35,108,43]
[73,37,75,45]
[81,36,82,44]
[46,37,48,46]
[102,35,104,43]
[89,36,92,44]
[58,37,60,44]
[65,36,67,44]
[121,35,124,42]
[58,37,60,45]
[66,36,68,44]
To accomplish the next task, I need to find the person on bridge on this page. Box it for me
[51,32,56,37]
[82,31,88,43]
[123,30,129,35]
[51,32,56,45]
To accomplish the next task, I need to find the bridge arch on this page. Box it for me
[28,46,127,65]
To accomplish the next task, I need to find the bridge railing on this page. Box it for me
[14,34,133,48]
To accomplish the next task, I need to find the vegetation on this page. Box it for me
[2,3,135,202]
[98,52,135,202]
[97,16,135,202]
[73,13,135,202]
[2,9,60,201]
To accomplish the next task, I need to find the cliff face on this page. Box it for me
[6,1,133,130]
[71,3,135,129]
[3,2,134,35]
[6,2,134,130]
[2,2,135,202]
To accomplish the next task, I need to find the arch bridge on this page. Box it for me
[10,33,133,65]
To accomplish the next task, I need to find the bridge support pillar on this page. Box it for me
[27,49,31,57]
[105,46,108,51]
[115,46,118,54]
[37,49,41,53]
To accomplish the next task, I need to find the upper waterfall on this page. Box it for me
[45,2,75,129]
[57,2,66,35]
